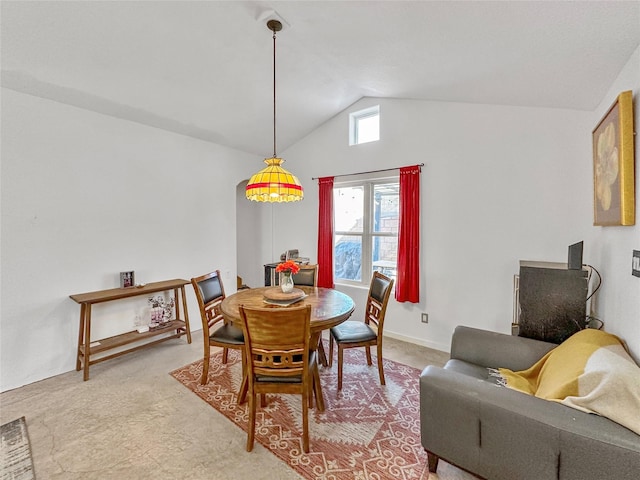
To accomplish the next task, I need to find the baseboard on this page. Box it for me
[384,330,450,354]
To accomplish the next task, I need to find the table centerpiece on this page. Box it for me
[275,260,300,293]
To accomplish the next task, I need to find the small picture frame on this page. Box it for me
[120,271,135,288]
[592,90,635,226]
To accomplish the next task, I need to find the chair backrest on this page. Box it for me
[292,264,318,287]
[239,304,312,380]
[191,270,226,333]
[365,271,394,333]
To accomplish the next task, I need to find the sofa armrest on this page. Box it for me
[450,325,557,371]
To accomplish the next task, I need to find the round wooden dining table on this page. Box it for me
[221,286,355,411]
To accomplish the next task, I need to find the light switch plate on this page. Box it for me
[633,250,640,278]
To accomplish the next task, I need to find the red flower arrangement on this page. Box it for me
[275,260,300,274]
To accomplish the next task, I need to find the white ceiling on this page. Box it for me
[2,1,639,157]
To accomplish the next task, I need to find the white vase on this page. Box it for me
[280,272,294,293]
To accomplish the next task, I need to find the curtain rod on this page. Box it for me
[311,163,423,181]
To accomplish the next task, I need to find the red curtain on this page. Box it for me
[395,165,421,302]
[317,177,335,288]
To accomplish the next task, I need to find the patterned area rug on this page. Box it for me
[1,416,36,480]
[171,344,429,480]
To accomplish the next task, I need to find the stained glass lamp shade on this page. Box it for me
[246,157,303,202]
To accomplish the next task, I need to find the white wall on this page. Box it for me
[0,89,257,391]
[236,164,320,286]
[588,44,640,361]
[3,48,637,392]
[236,180,277,289]
[277,97,601,353]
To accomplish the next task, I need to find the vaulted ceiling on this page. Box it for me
[2,1,639,157]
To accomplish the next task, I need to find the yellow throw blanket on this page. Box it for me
[497,328,640,435]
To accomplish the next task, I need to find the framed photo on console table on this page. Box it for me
[120,271,135,288]
[592,90,635,226]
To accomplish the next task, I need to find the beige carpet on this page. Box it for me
[171,344,430,480]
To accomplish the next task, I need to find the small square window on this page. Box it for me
[349,106,380,145]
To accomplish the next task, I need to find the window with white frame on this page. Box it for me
[349,105,380,145]
[333,178,398,286]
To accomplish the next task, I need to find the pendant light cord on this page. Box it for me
[272,29,277,158]
[246,19,303,203]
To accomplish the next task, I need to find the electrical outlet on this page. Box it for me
[633,250,640,277]
[421,313,428,323]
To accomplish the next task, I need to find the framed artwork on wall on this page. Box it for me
[592,90,635,226]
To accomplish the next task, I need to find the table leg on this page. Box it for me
[318,336,328,367]
[310,332,325,412]
[174,287,180,322]
[180,286,191,343]
[312,361,324,412]
[76,303,86,371]
[237,348,248,405]
[83,305,92,381]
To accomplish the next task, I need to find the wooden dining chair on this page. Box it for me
[239,304,315,453]
[328,271,394,390]
[191,271,245,387]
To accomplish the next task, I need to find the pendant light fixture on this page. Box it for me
[246,19,304,203]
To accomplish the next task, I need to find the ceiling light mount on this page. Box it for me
[267,19,282,33]
[245,19,303,203]
[256,9,289,30]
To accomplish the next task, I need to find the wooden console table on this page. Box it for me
[70,279,192,380]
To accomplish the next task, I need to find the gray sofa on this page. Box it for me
[419,326,640,480]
